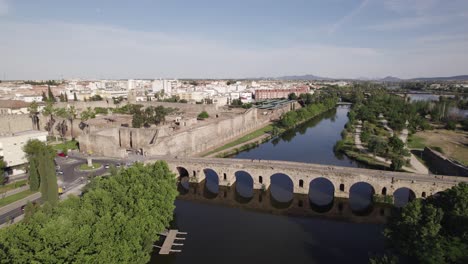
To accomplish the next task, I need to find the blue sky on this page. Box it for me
[1,0,468,79]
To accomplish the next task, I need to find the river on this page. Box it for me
[151,106,388,263]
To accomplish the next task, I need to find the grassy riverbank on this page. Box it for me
[202,124,274,157]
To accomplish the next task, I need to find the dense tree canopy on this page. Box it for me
[23,140,58,203]
[0,161,178,263]
[384,183,468,263]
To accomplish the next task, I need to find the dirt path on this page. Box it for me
[354,121,428,174]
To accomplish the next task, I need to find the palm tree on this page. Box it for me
[42,101,55,136]
[27,101,40,130]
[67,106,77,140]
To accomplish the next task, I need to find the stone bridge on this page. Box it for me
[147,157,468,199]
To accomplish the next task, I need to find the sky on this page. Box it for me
[1,0,468,80]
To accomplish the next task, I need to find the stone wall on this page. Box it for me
[157,157,467,199]
[0,115,35,135]
[423,147,468,177]
[146,108,264,156]
[79,108,267,158]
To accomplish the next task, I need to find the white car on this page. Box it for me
[104,164,110,169]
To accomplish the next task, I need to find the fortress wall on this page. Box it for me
[56,101,218,115]
[0,115,35,135]
[423,147,468,177]
[146,108,264,156]
[79,128,124,157]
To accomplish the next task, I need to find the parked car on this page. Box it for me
[115,163,121,168]
[57,152,66,157]
[104,164,110,169]
[57,170,64,175]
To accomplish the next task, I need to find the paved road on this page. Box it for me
[0,156,124,226]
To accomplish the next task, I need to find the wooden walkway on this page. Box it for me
[155,229,187,255]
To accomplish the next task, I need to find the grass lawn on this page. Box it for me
[0,190,37,207]
[0,180,28,194]
[202,125,273,156]
[407,134,426,149]
[51,140,79,152]
[411,129,468,166]
[79,163,102,171]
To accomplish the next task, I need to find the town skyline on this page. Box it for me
[1,0,468,80]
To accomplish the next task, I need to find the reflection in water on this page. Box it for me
[349,182,375,214]
[308,178,335,207]
[270,173,294,203]
[150,182,389,264]
[203,169,219,195]
[233,106,370,168]
[393,187,416,208]
[234,171,254,198]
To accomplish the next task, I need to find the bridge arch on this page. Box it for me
[234,171,254,199]
[270,173,294,204]
[393,187,416,207]
[203,168,219,196]
[349,182,375,214]
[308,177,335,212]
[176,167,190,192]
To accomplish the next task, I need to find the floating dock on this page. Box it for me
[155,229,187,255]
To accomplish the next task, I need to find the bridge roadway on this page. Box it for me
[147,156,468,199]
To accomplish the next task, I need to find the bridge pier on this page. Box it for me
[160,157,466,204]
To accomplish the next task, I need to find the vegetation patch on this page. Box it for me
[407,134,426,149]
[51,140,79,152]
[78,163,102,171]
[0,190,37,207]
[202,125,273,156]
[0,180,28,193]
[0,162,178,263]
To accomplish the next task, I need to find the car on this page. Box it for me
[104,164,110,169]
[57,152,66,157]
[57,170,64,175]
[115,163,121,168]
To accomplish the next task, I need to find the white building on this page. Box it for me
[152,79,179,95]
[0,130,48,176]
[127,79,135,90]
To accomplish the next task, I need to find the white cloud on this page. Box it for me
[0,20,466,79]
[327,0,370,34]
[0,0,9,16]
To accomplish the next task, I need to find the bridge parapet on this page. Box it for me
[146,156,468,199]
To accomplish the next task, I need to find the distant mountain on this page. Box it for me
[409,75,468,81]
[276,74,332,80]
[379,76,402,82]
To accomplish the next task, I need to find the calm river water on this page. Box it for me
[151,106,388,263]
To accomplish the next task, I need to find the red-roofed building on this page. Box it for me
[255,86,309,100]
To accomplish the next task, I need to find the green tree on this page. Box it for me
[23,140,58,204]
[80,107,96,121]
[197,111,209,119]
[47,85,56,102]
[0,159,6,185]
[42,91,48,102]
[0,161,177,263]
[390,156,405,171]
[28,158,40,191]
[384,183,468,264]
[73,92,78,101]
[27,101,40,130]
[288,92,298,100]
[42,101,55,135]
[132,110,144,128]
